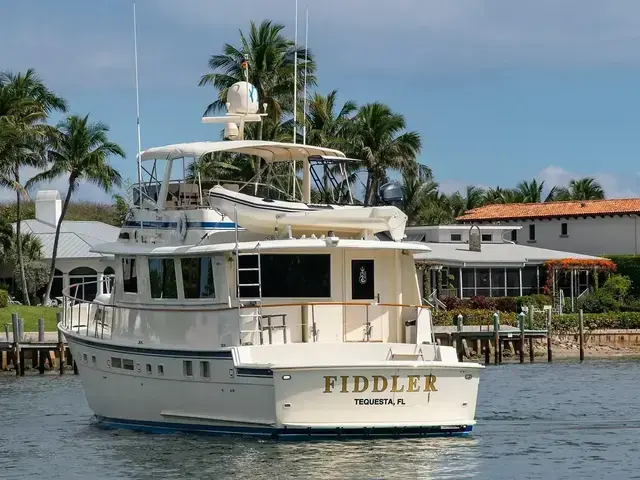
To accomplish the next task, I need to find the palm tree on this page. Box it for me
[303,90,356,148]
[199,20,316,141]
[401,170,439,225]
[449,185,486,217]
[554,177,605,201]
[514,179,558,203]
[0,69,67,304]
[350,103,422,205]
[0,217,12,263]
[29,114,124,304]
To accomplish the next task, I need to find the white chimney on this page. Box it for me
[35,190,62,226]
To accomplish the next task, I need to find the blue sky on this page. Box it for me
[3,0,640,202]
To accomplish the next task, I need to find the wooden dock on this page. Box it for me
[434,310,557,364]
[1,312,76,376]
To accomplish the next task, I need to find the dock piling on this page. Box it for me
[3,324,8,342]
[579,309,585,362]
[519,312,525,363]
[57,312,65,375]
[546,308,553,362]
[11,313,20,376]
[38,318,45,374]
[456,314,464,362]
[528,305,535,362]
[493,313,500,364]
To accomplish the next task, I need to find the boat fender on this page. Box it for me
[177,213,188,241]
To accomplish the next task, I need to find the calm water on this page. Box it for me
[2,359,640,479]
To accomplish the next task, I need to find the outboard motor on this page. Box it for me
[378,182,403,208]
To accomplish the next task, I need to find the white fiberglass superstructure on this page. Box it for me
[58,78,482,440]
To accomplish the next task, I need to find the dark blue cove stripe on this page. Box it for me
[94,416,473,440]
[70,334,233,359]
[123,221,237,230]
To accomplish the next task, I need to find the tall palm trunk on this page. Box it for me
[14,168,30,305]
[42,178,74,304]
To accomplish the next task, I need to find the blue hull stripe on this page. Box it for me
[69,334,234,359]
[123,221,237,230]
[95,416,473,440]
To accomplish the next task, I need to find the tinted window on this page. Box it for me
[122,258,138,293]
[181,257,216,299]
[450,233,462,241]
[561,223,568,236]
[511,230,517,242]
[148,258,178,299]
[351,259,375,300]
[240,254,330,298]
[528,224,536,241]
[481,234,492,242]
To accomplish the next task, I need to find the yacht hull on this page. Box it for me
[65,331,480,440]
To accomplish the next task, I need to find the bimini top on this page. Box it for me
[140,140,345,163]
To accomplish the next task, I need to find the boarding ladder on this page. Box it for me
[234,206,264,345]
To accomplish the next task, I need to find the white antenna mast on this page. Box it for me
[293,0,298,144]
[302,5,309,145]
[133,0,143,209]
[291,0,299,199]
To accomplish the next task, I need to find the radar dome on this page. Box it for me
[226,81,259,115]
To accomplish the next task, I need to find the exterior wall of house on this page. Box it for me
[481,215,640,256]
[0,257,115,302]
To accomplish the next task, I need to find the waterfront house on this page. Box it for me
[406,225,606,310]
[0,190,119,302]
[456,198,640,256]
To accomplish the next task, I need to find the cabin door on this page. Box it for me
[343,253,387,342]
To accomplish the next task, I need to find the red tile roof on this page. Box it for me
[456,198,640,221]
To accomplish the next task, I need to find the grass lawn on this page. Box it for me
[0,306,60,331]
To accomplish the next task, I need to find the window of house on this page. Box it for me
[148,258,178,299]
[240,254,331,298]
[521,267,538,295]
[111,357,122,369]
[181,257,216,299]
[183,360,193,377]
[200,361,210,378]
[561,223,568,236]
[475,268,490,297]
[450,233,462,242]
[528,224,536,241]
[481,234,492,242]
[122,258,138,293]
[491,268,505,297]
[461,268,475,298]
[511,230,518,242]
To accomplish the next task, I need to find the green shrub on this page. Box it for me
[0,289,8,308]
[606,255,640,294]
[433,308,547,328]
[515,294,552,311]
[578,290,619,313]
[494,296,517,313]
[602,274,632,301]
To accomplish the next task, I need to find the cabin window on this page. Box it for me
[123,359,134,371]
[561,223,568,236]
[450,233,462,242]
[157,364,164,376]
[239,254,331,298]
[181,257,216,299]
[146,363,152,374]
[200,361,210,378]
[91,355,96,365]
[148,258,178,299]
[183,360,193,377]
[111,357,122,369]
[122,258,138,293]
[481,234,492,242]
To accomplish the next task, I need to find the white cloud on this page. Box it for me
[537,165,639,198]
